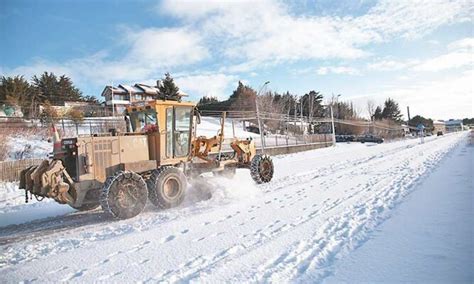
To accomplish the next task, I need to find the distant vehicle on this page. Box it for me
[359,134,384,144]
[437,131,443,136]
[336,135,355,142]
[246,125,267,135]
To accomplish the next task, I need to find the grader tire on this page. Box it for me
[100,171,148,219]
[147,166,186,209]
[250,154,274,184]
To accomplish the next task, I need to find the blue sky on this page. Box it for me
[1,0,472,119]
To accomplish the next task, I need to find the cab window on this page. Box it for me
[130,109,157,133]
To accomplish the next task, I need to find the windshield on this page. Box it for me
[130,109,158,133]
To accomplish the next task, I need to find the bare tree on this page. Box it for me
[367,99,376,120]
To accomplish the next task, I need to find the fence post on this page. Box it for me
[89,122,92,135]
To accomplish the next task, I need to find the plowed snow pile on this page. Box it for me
[0,132,471,283]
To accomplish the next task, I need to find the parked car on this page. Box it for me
[359,134,384,144]
[437,131,443,136]
[246,125,267,135]
[336,135,356,142]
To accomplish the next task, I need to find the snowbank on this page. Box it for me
[4,136,51,161]
[0,182,74,227]
[196,117,259,138]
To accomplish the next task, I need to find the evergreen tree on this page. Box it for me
[31,72,83,104]
[381,98,403,122]
[301,90,324,117]
[159,73,180,100]
[409,115,433,130]
[229,81,257,111]
[198,96,219,106]
[373,106,383,120]
[462,118,474,125]
[0,75,35,116]
[0,76,31,106]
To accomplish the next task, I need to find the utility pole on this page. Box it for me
[294,99,297,133]
[256,81,270,154]
[309,92,313,133]
[111,83,115,117]
[330,105,336,146]
[300,97,304,143]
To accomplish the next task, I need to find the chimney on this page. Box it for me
[407,106,411,122]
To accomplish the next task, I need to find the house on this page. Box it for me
[101,82,188,115]
[433,120,446,134]
[445,119,463,132]
[401,124,410,135]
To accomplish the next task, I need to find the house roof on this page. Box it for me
[101,83,189,97]
[445,119,463,126]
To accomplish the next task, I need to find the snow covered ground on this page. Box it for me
[197,117,259,138]
[325,133,473,283]
[0,131,470,282]
[4,136,51,161]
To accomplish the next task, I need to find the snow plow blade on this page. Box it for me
[19,159,74,204]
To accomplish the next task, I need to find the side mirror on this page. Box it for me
[124,115,132,132]
[194,108,201,124]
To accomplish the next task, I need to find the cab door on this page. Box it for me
[174,107,192,157]
[166,106,192,158]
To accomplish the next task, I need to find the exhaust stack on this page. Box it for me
[52,123,62,154]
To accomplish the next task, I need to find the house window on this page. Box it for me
[113,94,125,101]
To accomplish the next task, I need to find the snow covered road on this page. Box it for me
[0,132,468,282]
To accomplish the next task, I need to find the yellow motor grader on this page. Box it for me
[19,96,274,219]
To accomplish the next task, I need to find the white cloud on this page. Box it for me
[354,0,472,40]
[412,37,474,71]
[2,0,472,105]
[367,59,418,71]
[124,27,209,67]
[317,66,360,75]
[412,51,473,71]
[368,37,474,72]
[2,27,209,88]
[448,37,474,51]
[352,70,474,120]
[161,0,472,67]
[174,73,238,99]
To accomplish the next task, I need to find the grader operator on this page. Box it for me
[19,96,274,219]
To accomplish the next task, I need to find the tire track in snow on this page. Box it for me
[0,135,459,278]
[142,137,456,282]
[254,136,463,282]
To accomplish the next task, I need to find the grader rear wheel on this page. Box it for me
[147,166,187,209]
[250,154,274,184]
[100,171,148,219]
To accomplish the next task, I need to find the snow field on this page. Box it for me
[0,132,468,282]
[325,132,473,283]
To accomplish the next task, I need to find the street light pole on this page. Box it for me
[330,105,336,146]
[256,81,270,154]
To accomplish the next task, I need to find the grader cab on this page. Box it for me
[19,98,274,219]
